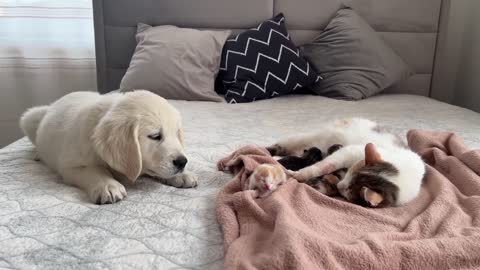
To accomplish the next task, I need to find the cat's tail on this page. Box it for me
[19,105,49,145]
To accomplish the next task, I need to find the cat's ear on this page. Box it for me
[365,143,383,166]
[360,187,383,207]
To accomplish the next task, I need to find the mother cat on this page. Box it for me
[268,118,425,207]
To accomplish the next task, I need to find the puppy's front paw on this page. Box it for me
[181,173,198,188]
[89,180,127,205]
[164,173,198,188]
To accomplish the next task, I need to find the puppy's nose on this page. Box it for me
[173,156,188,170]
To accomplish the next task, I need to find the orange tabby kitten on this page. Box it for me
[249,164,287,198]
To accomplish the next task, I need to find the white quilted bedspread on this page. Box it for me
[1,95,479,269]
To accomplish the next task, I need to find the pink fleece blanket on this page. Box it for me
[216,130,480,269]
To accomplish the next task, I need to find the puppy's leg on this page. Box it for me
[162,173,198,188]
[288,145,364,182]
[61,166,127,204]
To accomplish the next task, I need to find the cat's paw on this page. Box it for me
[287,170,307,182]
[286,170,296,178]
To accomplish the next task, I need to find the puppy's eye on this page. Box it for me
[148,132,163,141]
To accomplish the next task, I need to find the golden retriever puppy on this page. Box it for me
[20,90,197,204]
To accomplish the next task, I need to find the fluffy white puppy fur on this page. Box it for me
[20,90,197,204]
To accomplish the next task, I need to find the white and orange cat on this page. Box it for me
[268,118,425,207]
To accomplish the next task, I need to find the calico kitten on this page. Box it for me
[268,118,425,207]
[277,147,323,171]
[276,145,345,197]
[306,144,345,196]
[307,169,346,196]
[249,164,287,198]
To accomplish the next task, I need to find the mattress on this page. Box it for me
[1,94,479,269]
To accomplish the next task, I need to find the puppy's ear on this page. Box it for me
[177,128,185,148]
[92,111,142,183]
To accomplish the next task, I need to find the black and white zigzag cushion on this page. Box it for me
[216,13,321,103]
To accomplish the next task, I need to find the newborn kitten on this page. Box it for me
[249,164,287,198]
[268,118,425,207]
[277,145,345,196]
[307,169,347,196]
[305,144,345,196]
[277,147,323,171]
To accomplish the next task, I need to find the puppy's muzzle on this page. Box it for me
[173,155,188,171]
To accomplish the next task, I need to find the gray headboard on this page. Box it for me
[93,0,450,97]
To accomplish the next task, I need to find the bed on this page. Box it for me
[1,0,480,269]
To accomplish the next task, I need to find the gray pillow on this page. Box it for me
[120,24,231,102]
[300,8,411,100]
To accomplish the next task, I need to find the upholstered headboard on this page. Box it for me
[93,0,450,97]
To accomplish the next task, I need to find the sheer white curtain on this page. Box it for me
[0,0,96,147]
[432,0,480,113]
[450,0,480,112]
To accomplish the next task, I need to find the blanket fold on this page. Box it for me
[216,130,480,269]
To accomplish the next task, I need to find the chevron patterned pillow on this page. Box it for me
[216,14,321,103]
